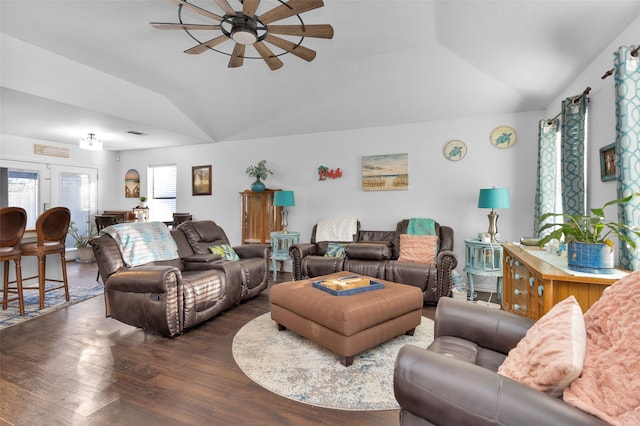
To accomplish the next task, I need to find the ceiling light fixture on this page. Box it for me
[79,133,103,151]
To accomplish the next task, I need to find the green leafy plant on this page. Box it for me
[538,193,640,249]
[139,196,147,203]
[246,160,273,180]
[68,220,98,248]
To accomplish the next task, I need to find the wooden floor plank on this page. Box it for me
[0,262,435,425]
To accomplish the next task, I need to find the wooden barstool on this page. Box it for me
[1,207,28,315]
[20,207,71,309]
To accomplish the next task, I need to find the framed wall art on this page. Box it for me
[192,165,212,196]
[443,140,467,161]
[124,169,140,198]
[599,143,616,182]
[490,126,517,148]
[362,153,408,191]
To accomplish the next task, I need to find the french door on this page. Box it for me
[49,165,98,248]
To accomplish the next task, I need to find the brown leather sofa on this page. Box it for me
[290,219,457,304]
[393,298,608,425]
[91,220,270,336]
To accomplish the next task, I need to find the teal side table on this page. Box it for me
[270,231,300,282]
[463,239,503,303]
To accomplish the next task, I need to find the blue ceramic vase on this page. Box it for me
[251,178,265,192]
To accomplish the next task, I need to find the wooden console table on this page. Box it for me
[502,243,626,320]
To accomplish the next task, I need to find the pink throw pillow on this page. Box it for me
[398,234,438,264]
[497,295,586,398]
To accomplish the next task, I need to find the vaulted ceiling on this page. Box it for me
[2,0,640,151]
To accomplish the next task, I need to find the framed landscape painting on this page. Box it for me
[192,165,212,196]
[362,153,408,191]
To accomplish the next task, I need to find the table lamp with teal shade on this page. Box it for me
[478,187,510,242]
[273,190,295,233]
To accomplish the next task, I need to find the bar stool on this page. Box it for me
[20,207,71,309]
[1,207,28,315]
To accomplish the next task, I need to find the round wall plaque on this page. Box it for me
[490,126,517,148]
[443,140,467,161]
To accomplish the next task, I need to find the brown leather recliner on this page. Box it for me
[393,298,608,425]
[289,220,361,279]
[177,220,270,302]
[347,220,457,304]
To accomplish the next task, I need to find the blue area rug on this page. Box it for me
[0,283,104,329]
[232,313,434,411]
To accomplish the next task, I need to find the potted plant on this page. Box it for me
[68,220,98,262]
[139,196,147,208]
[538,193,640,273]
[246,160,273,192]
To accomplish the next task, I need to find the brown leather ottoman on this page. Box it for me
[269,271,423,366]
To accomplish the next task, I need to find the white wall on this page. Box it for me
[107,111,542,270]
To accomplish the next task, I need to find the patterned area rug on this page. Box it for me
[0,283,104,329]
[232,313,434,411]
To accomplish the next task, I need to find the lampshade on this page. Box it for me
[478,188,510,209]
[79,133,103,151]
[273,190,295,207]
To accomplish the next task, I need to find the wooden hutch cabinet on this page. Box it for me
[240,189,282,244]
[502,243,623,320]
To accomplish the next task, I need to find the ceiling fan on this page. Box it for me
[150,0,334,71]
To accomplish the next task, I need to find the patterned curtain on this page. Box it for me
[561,94,589,217]
[534,118,560,236]
[614,45,640,271]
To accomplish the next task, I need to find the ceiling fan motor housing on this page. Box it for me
[230,16,258,45]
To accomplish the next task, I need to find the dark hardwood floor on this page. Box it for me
[0,262,436,425]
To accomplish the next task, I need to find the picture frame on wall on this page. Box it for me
[125,169,140,198]
[361,153,408,191]
[599,143,616,182]
[192,165,212,195]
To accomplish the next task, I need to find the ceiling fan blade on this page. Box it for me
[253,41,284,70]
[214,0,236,16]
[242,0,260,17]
[267,24,334,39]
[228,43,245,68]
[264,34,316,62]
[184,35,229,54]
[150,22,221,30]
[259,0,324,25]
[168,0,223,21]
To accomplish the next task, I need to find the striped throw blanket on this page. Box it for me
[102,222,179,267]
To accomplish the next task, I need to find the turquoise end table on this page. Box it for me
[270,231,300,282]
[463,239,503,304]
